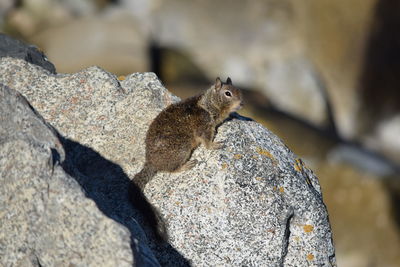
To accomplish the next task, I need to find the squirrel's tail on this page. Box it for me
[129,164,167,241]
[133,163,157,190]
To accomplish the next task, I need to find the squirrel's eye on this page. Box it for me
[225,91,232,97]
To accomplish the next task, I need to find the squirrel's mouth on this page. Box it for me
[231,101,243,112]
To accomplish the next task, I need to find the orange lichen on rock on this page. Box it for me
[118,75,126,81]
[294,158,304,172]
[306,253,314,261]
[70,96,79,104]
[256,147,274,160]
[303,224,314,233]
[233,154,242,159]
[221,162,228,169]
[266,228,276,234]
[279,187,284,193]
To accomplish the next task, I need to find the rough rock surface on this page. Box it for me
[0,57,336,266]
[147,118,337,266]
[0,84,139,266]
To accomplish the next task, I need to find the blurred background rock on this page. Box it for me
[1,0,400,266]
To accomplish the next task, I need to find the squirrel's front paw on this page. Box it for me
[210,141,224,150]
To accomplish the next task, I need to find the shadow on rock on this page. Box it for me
[59,137,191,267]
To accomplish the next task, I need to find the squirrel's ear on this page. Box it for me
[226,77,232,85]
[215,77,222,90]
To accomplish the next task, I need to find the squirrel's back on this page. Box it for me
[144,78,241,173]
[144,95,210,171]
[146,95,209,143]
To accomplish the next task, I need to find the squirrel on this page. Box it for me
[128,77,242,241]
[133,77,243,189]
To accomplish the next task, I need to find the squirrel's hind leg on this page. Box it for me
[198,127,224,150]
[174,159,198,172]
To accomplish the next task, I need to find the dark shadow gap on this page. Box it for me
[149,43,209,86]
[358,0,400,135]
[149,41,162,80]
[385,178,400,228]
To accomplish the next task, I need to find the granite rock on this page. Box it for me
[0,84,139,266]
[147,120,337,266]
[0,57,336,266]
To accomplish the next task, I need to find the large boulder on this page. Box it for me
[0,84,143,266]
[0,57,335,266]
[147,120,336,266]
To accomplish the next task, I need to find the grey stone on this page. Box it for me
[0,84,137,266]
[0,57,336,266]
[0,33,56,73]
[0,58,188,266]
[148,121,336,266]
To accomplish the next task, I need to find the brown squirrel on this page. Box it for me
[129,77,242,241]
[134,77,243,189]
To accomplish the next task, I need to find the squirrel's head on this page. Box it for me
[212,77,243,113]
